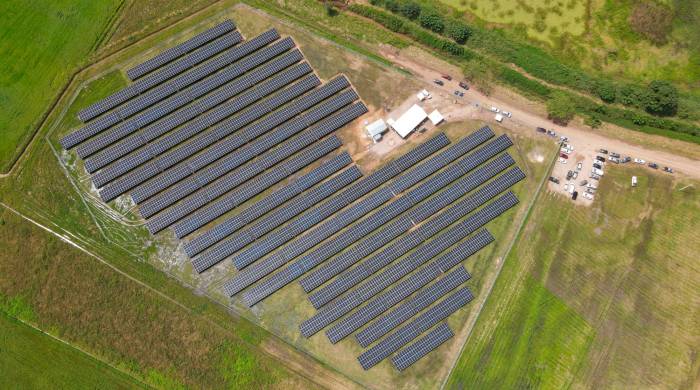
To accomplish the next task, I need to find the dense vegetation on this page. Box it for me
[350,3,700,144]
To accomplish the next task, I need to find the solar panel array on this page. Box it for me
[61,17,528,373]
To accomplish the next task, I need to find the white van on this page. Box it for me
[592,167,604,176]
[632,176,638,187]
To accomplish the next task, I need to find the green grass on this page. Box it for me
[0,0,123,172]
[448,166,700,388]
[0,311,144,389]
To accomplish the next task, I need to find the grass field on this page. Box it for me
[0,312,144,389]
[448,165,700,388]
[0,0,123,173]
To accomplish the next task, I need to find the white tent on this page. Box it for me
[428,110,444,125]
[390,104,428,138]
[365,119,387,137]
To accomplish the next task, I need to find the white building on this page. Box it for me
[365,119,388,142]
[389,104,428,138]
[428,109,444,125]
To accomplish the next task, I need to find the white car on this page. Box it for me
[563,143,574,151]
[576,162,582,171]
[560,148,571,155]
[559,157,567,164]
[490,106,500,113]
[563,183,571,192]
[503,111,512,118]
[634,158,645,164]
[583,192,594,200]
[592,167,604,176]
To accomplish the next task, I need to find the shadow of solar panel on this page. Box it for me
[354,266,469,347]
[190,164,360,273]
[223,133,450,298]
[139,102,365,221]
[78,32,244,123]
[129,86,357,205]
[298,190,520,338]
[327,266,469,344]
[74,40,298,159]
[93,71,319,192]
[126,20,236,80]
[357,286,473,370]
[184,152,352,257]
[300,138,514,296]
[391,322,454,371]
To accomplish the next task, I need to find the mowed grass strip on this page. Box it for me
[0,312,144,389]
[448,166,700,389]
[0,209,314,389]
[0,0,122,172]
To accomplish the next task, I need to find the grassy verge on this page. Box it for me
[0,0,123,173]
[448,165,700,388]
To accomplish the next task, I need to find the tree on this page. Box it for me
[594,80,616,103]
[418,8,445,33]
[645,80,678,116]
[446,21,472,44]
[400,2,421,20]
[546,91,576,125]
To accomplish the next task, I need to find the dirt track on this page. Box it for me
[380,47,700,180]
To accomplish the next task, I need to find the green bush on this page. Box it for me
[645,80,678,116]
[547,91,576,125]
[418,8,444,33]
[445,21,472,44]
[400,1,421,20]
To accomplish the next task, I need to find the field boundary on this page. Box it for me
[440,139,560,389]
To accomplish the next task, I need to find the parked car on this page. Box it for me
[536,127,547,133]
[503,111,512,118]
[610,152,621,158]
[490,106,500,113]
[566,170,574,180]
[608,156,620,163]
[572,171,579,179]
[560,136,569,142]
[648,162,658,169]
[572,191,578,200]
[587,182,598,189]
[560,148,571,155]
[441,74,452,80]
[592,167,604,176]
[622,156,631,163]
[583,192,594,200]
[433,79,444,86]
[634,158,645,164]
[580,179,588,186]
[599,149,608,154]
[563,143,574,151]
[549,176,560,184]
[586,187,596,194]
[547,130,557,137]
[576,162,582,171]
[593,163,602,170]
[559,157,567,164]
[560,153,569,159]
[663,166,674,173]
[459,81,469,90]
[595,156,606,162]
[590,173,601,180]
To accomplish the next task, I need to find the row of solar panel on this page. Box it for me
[391,322,454,371]
[298,136,514,297]
[306,154,517,310]
[95,73,322,203]
[80,42,301,164]
[358,286,474,370]
[78,32,243,123]
[63,28,277,150]
[123,77,353,206]
[127,20,237,80]
[298,189,520,338]
[221,133,451,297]
[144,103,368,234]
[131,84,357,213]
[228,131,458,272]
[327,263,470,345]
[182,150,352,259]
[75,39,297,161]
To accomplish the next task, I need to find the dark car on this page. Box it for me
[663,166,674,173]
[648,162,658,169]
[560,153,569,159]
[536,127,547,133]
[599,149,608,154]
[547,130,557,137]
[549,176,560,184]
[566,170,573,180]
[610,152,621,158]
[622,156,631,163]
[459,81,469,90]
[593,163,602,169]
[442,74,452,80]
[572,191,578,200]
[595,156,606,162]
[433,79,444,86]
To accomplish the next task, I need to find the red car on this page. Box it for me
[560,153,569,159]
[442,74,452,80]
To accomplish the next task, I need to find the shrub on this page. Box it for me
[547,91,576,125]
[445,21,472,44]
[645,80,678,116]
[594,80,617,103]
[418,8,444,33]
[400,1,421,20]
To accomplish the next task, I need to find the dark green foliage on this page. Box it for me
[644,80,678,116]
[400,1,421,20]
[446,20,472,44]
[547,91,576,125]
[418,8,444,33]
[594,80,617,103]
[498,67,552,98]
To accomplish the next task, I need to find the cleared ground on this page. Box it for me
[0,0,122,172]
[448,165,700,389]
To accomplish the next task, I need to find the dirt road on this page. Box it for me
[381,47,700,180]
